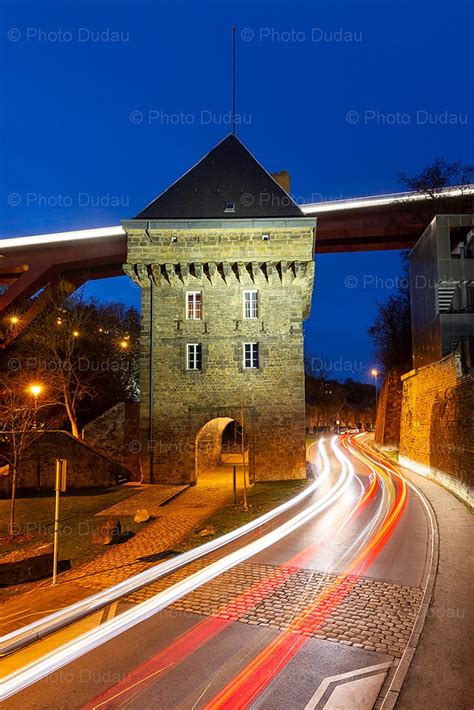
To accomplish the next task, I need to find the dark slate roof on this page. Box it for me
[134,134,304,220]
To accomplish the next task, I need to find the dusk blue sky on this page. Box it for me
[2,1,472,382]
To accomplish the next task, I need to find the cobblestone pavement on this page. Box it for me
[128,561,423,659]
[96,484,188,516]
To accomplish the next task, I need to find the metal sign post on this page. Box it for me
[52,459,67,585]
[241,402,248,511]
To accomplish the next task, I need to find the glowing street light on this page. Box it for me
[72,331,79,338]
[9,316,19,325]
[29,384,43,429]
[119,339,129,349]
[371,369,379,417]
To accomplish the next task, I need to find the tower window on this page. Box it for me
[224,201,236,213]
[243,342,259,369]
[186,291,202,320]
[243,290,258,319]
[186,343,202,371]
[261,234,270,241]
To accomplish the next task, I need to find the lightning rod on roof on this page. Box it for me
[232,26,236,135]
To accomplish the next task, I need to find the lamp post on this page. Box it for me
[29,384,42,429]
[371,369,378,422]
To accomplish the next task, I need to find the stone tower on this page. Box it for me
[122,135,315,484]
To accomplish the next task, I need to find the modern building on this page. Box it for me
[122,134,315,484]
[410,214,474,369]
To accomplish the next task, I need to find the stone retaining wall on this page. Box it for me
[398,354,473,506]
[83,402,140,479]
[0,431,129,494]
[375,368,404,448]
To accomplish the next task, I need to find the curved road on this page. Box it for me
[2,434,432,709]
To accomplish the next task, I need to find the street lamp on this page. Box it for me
[371,369,378,420]
[29,384,43,429]
[7,315,20,333]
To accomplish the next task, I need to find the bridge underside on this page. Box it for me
[1,190,472,345]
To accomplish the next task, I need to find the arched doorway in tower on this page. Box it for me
[195,417,249,487]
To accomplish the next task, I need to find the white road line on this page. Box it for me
[304,662,392,709]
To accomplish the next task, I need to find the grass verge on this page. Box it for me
[0,486,146,600]
[175,480,307,553]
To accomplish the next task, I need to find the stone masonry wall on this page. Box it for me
[0,431,129,494]
[375,368,404,447]
[196,417,232,474]
[399,353,473,505]
[429,375,474,503]
[124,220,315,485]
[399,354,460,466]
[83,402,140,479]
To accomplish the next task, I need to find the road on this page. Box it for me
[2,434,432,709]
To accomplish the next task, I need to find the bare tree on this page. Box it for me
[368,253,412,373]
[399,158,474,221]
[0,373,57,535]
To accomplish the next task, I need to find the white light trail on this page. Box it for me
[1,458,323,656]
[1,184,471,250]
[0,226,125,250]
[301,185,474,215]
[1,438,352,701]
[337,440,391,561]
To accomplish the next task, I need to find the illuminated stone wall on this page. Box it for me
[123,218,315,484]
[398,353,473,506]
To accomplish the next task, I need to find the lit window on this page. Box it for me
[186,343,202,371]
[243,342,259,369]
[243,290,258,319]
[186,291,202,320]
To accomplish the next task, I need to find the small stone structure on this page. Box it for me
[0,543,54,585]
[92,518,122,545]
[0,431,129,494]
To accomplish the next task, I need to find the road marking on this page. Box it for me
[99,602,118,624]
[0,611,105,679]
[304,662,392,709]
[322,672,388,709]
[1,608,60,624]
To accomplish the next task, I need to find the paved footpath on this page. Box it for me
[394,466,473,710]
[0,467,240,636]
